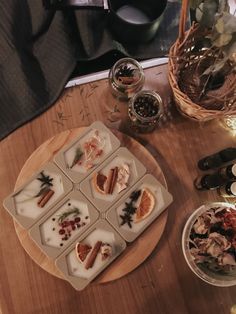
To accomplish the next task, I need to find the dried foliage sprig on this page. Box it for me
[190,0,236,76]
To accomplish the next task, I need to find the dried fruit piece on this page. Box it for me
[93,172,107,194]
[134,188,155,223]
[76,243,92,263]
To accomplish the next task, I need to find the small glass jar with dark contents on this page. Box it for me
[108,58,145,100]
[128,90,163,133]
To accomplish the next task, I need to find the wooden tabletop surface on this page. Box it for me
[1,63,236,314]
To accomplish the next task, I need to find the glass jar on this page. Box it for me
[108,58,145,100]
[128,90,163,133]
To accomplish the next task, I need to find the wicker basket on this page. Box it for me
[168,0,236,121]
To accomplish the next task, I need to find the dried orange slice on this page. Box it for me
[134,188,155,223]
[76,243,92,263]
[93,172,107,194]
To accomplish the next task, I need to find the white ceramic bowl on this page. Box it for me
[182,202,236,287]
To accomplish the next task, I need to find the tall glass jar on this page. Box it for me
[108,58,145,100]
[128,90,163,133]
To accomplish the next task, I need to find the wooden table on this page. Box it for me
[1,63,236,314]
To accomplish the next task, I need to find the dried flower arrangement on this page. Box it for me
[168,0,236,121]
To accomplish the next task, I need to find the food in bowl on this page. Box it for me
[189,205,236,274]
[182,203,236,286]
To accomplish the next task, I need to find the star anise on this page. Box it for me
[130,190,141,202]
[115,65,135,80]
[123,201,136,215]
[120,213,133,228]
[119,189,142,228]
[37,171,53,188]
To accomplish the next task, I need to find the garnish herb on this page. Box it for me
[58,207,80,224]
[70,147,84,168]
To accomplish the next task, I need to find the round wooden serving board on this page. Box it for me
[14,128,168,284]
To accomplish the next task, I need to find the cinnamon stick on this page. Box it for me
[108,166,118,194]
[37,189,54,208]
[105,169,114,194]
[118,76,139,84]
[85,241,102,270]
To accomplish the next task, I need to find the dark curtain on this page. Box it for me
[0,1,182,140]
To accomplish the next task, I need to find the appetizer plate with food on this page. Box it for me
[55,219,126,291]
[182,202,236,287]
[29,191,99,259]
[54,121,120,183]
[106,174,173,242]
[3,162,73,229]
[80,147,146,212]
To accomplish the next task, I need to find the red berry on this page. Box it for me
[75,217,81,223]
[72,226,76,230]
[70,220,75,225]
[59,229,65,235]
